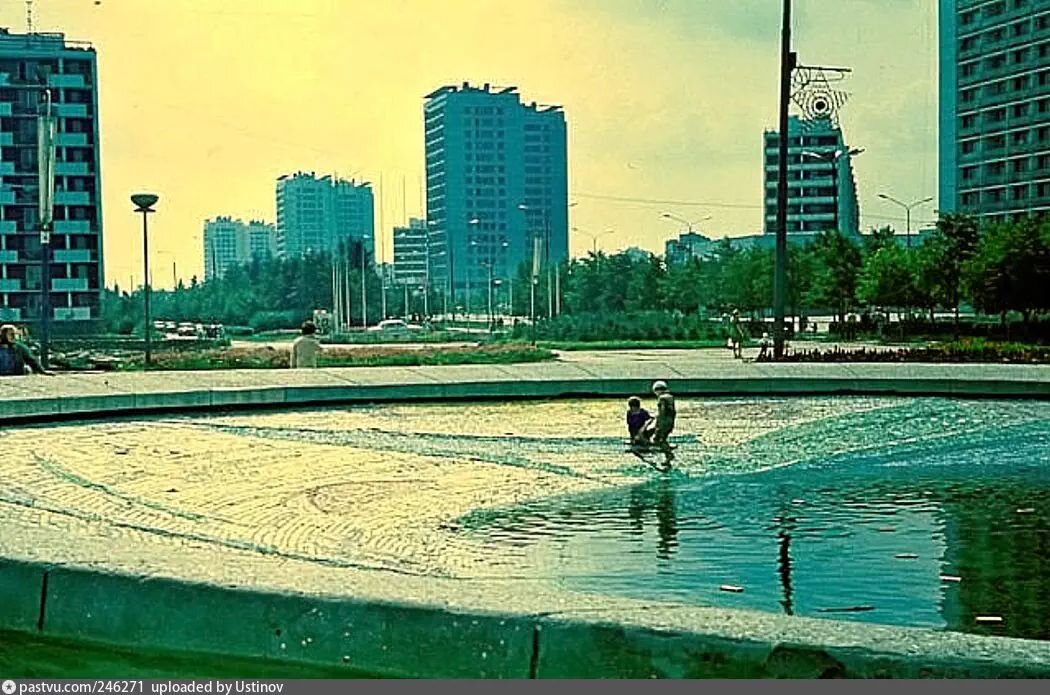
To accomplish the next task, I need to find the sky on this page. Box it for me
[0,0,940,288]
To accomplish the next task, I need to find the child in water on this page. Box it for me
[625,396,653,448]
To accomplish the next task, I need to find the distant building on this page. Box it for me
[939,0,1050,220]
[424,82,568,295]
[622,246,651,263]
[275,172,374,258]
[246,219,277,260]
[0,29,103,327]
[393,218,428,286]
[203,217,248,281]
[763,116,860,236]
[203,217,276,280]
[665,232,717,265]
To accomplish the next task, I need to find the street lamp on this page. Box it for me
[466,218,480,319]
[131,193,159,366]
[572,226,615,255]
[802,148,864,233]
[877,194,934,247]
[660,212,712,233]
[518,203,554,319]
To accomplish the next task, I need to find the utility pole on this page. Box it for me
[773,0,794,360]
[37,86,55,367]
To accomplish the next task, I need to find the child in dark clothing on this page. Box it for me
[626,396,653,447]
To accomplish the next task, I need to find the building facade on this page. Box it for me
[424,83,568,297]
[203,217,276,281]
[246,219,277,260]
[0,29,103,327]
[763,116,860,236]
[276,172,374,259]
[665,232,717,265]
[393,217,428,286]
[939,0,1050,220]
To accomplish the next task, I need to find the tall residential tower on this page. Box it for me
[763,116,860,236]
[275,172,374,258]
[423,83,568,297]
[0,29,103,327]
[939,0,1050,219]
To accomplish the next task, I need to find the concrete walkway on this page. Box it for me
[1,353,1048,424]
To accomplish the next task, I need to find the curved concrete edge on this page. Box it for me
[2,558,1048,679]
[2,373,1049,425]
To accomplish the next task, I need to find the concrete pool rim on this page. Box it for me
[2,362,1049,677]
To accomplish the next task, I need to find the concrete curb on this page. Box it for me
[1,362,1049,425]
[1,558,1047,678]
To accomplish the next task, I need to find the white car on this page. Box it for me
[367,319,421,334]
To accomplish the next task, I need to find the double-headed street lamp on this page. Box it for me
[660,212,712,233]
[572,226,615,255]
[131,193,159,366]
[877,193,934,247]
[802,148,864,232]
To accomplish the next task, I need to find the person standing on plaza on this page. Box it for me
[290,320,322,368]
[0,324,51,376]
[730,310,745,359]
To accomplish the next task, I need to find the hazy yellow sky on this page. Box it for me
[2,0,939,288]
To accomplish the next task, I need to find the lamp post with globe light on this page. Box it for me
[131,193,158,366]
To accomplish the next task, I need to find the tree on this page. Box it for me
[857,244,917,317]
[806,230,862,323]
[924,213,980,329]
[964,217,1050,328]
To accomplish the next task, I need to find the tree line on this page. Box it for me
[102,214,1049,335]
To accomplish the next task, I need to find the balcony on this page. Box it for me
[0,133,12,146]
[0,221,16,235]
[0,308,22,321]
[54,191,91,206]
[55,132,88,147]
[53,220,91,234]
[52,278,89,292]
[54,306,92,321]
[55,161,91,176]
[0,191,15,205]
[47,74,86,89]
[0,162,13,176]
[53,249,93,263]
[0,103,10,117]
[0,250,17,263]
[0,279,22,292]
[54,103,89,118]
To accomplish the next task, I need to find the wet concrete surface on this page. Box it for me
[2,397,1048,641]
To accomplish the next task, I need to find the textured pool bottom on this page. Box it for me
[1,397,1047,642]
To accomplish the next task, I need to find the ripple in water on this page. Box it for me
[460,399,1050,641]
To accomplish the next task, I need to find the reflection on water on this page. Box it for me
[463,410,1050,640]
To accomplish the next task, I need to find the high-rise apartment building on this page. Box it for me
[246,219,277,260]
[393,218,428,286]
[763,116,860,236]
[939,0,1050,219]
[424,83,568,295]
[665,232,717,265]
[0,29,103,327]
[203,217,276,280]
[275,172,374,258]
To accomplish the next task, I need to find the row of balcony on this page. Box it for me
[0,277,92,292]
[0,220,94,234]
[0,190,93,206]
[0,306,94,321]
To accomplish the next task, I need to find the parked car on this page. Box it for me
[177,322,197,337]
[367,319,421,334]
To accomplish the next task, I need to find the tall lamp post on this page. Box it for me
[131,193,159,366]
[572,226,615,255]
[802,148,864,232]
[660,212,712,234]
[877,194,934,247]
